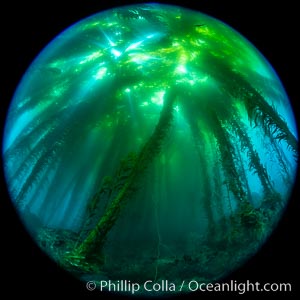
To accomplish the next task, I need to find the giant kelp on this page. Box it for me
[66,88,177,267]
[3,3,298,290]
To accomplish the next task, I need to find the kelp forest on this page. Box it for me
[2,4,298,291]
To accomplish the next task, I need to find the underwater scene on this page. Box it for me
[2,3,298,297]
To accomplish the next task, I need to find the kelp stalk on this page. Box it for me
[71,88,176,262]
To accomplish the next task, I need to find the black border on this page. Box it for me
[1,1,298,298]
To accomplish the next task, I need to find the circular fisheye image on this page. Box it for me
[2,3,298,297]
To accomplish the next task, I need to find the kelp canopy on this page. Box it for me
[2,3,298,293]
